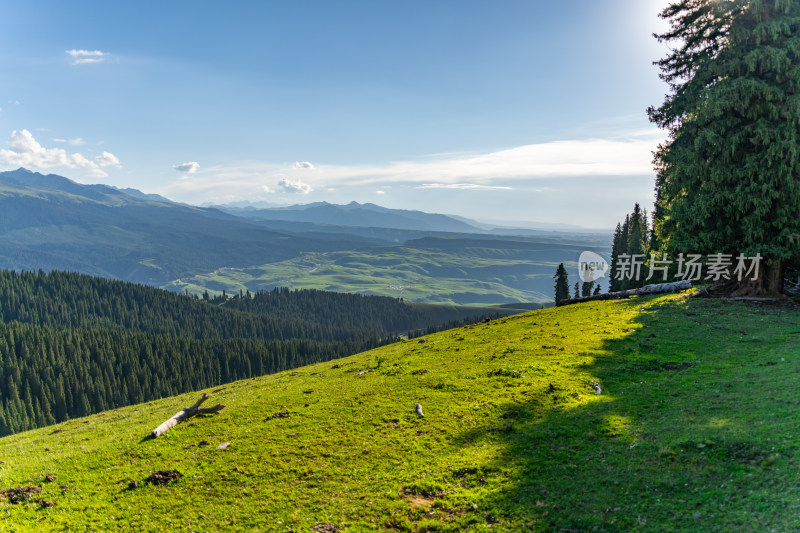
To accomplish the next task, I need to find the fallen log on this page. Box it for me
[557,280,692,306]
[149,393,224,438]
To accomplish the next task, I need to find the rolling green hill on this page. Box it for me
[167,235,610,305]
[1,292,797,531]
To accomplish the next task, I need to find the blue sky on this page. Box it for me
[0,0,671,228]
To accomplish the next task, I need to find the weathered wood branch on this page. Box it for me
[557,280,693,306]
[149,393,225,438]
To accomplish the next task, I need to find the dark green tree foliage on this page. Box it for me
[573,282,580,300]
[608,223,624,292]
[0,322,349,435]
[627,204,649,261]
[581,281,594,298]
[649,0,800,294]
[0,269,495,436]
[218,286,496,336]
[553,263,570,303]
[609,205,651,291]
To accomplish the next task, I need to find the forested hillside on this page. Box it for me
[216,287,504,334]
[0,270,504,436]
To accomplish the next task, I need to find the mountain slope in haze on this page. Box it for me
[1,294,797,531]
[217,200,483,233]
[0,169,377,284]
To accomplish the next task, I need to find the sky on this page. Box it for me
[0,0,673,229]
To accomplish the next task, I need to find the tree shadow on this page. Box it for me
[452,295,799,531]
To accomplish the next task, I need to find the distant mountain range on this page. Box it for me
[0,168,610,302]
[214,201,483,233]
[213,201,607,234]
[0,168,374,284]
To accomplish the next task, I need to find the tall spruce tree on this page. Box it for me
[553,263,570,303]
[609,223,624,292]
[627,204,650,289]
[609,206,651,292]
[581,280,594,298]
[649,0,800,295]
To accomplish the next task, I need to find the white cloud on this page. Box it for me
[95,151,120,167]
[294,161,314,169]
[158,130,662,203]
[66,49,108,65]
[376,190,386,194]
[54,137,85,146]
[418,183,512,190]
[0,129,120,177]
[277,177,313,194]
[308,136,657,186]
[173,161,200,173]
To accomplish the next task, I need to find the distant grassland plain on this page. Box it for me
[165,236,610,306]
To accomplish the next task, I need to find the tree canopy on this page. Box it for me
[553,263,570,304]
[649,0,800,294]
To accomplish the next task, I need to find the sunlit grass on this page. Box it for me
[0,293,798,531]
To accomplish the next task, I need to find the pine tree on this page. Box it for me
[609,223,624,292]
[581,280,594,298]
[626,204,650,289]
[573,282,580,300]
[649,0,800,295]
[553,263,570,303]
[609,206,652,291]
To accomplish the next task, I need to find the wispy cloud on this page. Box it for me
[160,130,662,202]
[0,129,120,178]
[65,49,108,65]
[53,137,85,146]
[277,177,313,194]
[418,183,512,190]
[173,161,200,174]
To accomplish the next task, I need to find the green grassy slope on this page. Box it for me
[1,293,798,531]
[166,236,610,306]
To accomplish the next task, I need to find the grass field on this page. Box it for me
[164,235,610,306]
[1,292,798,531]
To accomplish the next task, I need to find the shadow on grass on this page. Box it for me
[454,296,800,532]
